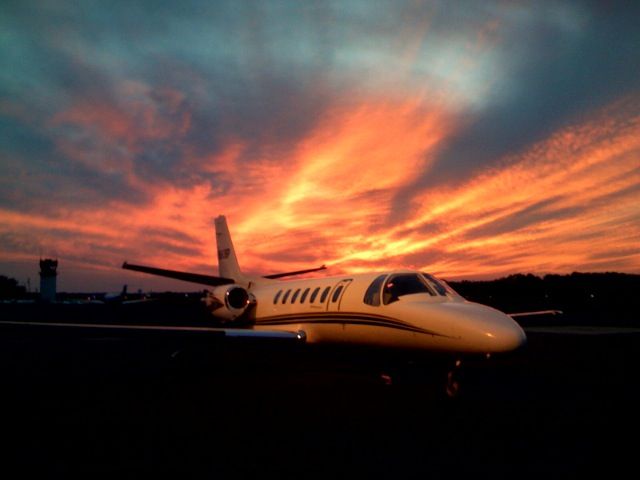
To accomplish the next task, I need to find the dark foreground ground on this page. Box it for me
[1,319,639,478]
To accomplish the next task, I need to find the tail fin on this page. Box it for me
[214,215,245,282]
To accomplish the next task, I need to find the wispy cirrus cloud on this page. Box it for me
[343,97,640,278]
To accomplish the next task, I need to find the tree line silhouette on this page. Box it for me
[448,272,640,324]
[2,271,639,324]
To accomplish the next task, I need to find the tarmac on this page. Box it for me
[1,319,639,478]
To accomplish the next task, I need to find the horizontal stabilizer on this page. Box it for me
[264,264,327,280]
[122,262,235,287]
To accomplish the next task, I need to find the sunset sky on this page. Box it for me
[1,1,639,292]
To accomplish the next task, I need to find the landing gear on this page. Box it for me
[376,359,465,401]
[379,372,393,386]
[445,359,463,398]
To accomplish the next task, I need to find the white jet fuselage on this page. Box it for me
[244,271,526,355]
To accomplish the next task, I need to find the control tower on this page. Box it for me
[39,259,58,302]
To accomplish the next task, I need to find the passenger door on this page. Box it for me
[325,279,352,312]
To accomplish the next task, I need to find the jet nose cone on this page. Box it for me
[460,304,527,353]
[486,320,527,352]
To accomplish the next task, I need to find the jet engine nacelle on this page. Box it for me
[206,284,254,322]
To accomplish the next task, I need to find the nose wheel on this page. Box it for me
[445,359,463,398]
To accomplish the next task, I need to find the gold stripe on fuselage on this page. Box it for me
[255,312,451,337]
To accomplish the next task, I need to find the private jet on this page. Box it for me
[124,216,526,352]
[121,215,528,396]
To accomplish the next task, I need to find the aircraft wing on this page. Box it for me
[123,262,327,284]
[524,326,640,336]
[508,310,563,318]
[123,262,235,287]
[263,265,327,279]
[0,320,306,341]
[508,310,640,336]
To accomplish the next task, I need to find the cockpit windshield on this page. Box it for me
[439,278,462,297]
[363,274,386,306]
[382,274,435,305]
[421,273,448,296]
[422,273,460,297]
[364,272,460,306]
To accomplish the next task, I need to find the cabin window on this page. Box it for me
[300,288,310,303]
[382,274,434,305]
[273,290,282,304]
[310,287,320,303]
[291,288,301,303]
[331,285,344,303]
[421,273,447,296]
[282,289,291,304]
[363,274,387,306]
[319,286,331,303]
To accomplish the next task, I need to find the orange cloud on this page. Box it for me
[2,94,639,290]
[222,97,640,280]
[200,97,456,274]
[365,97,640,278]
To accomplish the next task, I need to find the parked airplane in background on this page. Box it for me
[103,284,129,303]
[120,215,528,395]
[99,285,150,305]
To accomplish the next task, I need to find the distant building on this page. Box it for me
[39,259,58,302]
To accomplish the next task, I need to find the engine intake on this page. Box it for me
[206,284,254,323]
[225,286,250,310]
